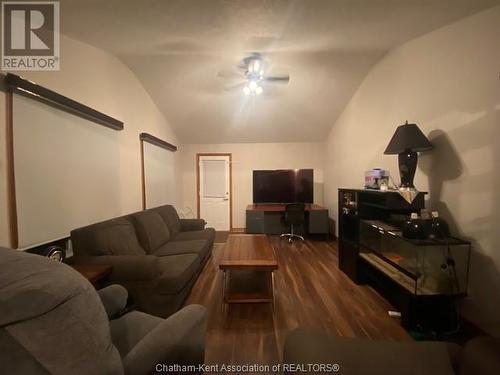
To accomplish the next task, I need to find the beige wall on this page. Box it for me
[324,6,500,335]
[0,33,180,247]
[180,143,325,229]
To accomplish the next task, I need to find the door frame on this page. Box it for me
[196,153,233,231]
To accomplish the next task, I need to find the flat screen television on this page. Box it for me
[253,169,314,204]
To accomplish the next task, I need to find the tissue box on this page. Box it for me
[364,169,389,189]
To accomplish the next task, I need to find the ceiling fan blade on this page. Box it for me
[217,68,244,79]
[263,75,290,83]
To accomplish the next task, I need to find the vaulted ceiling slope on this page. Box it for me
[61,0,499,143]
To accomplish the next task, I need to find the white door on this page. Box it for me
[198,155,231,231]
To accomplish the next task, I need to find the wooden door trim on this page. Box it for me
[196,153,233,231]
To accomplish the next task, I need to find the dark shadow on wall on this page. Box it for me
[419,130,463,211]
[418,109,500,336]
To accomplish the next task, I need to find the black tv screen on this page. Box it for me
[253,169,313,204]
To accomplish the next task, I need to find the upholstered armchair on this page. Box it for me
[0,247,207,375]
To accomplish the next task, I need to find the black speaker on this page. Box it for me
[45,245,66,262]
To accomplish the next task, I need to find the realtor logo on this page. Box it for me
[1,1,60,71]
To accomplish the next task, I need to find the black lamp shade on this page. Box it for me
[384,121,433,189]
[384,122,433,154]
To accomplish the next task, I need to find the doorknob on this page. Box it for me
[223,198,229,201]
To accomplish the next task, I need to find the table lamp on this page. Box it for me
[384,121,433,190]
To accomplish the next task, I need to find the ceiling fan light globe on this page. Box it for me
[243,86,251,95]
[255,86,263,95]
[253,60,260,71]
[249,80,257,90]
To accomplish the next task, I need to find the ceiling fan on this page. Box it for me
[219,53,290,95]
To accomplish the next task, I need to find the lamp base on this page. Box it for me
[398,186,416,192]
[398,151,417,189]
[397,186,420,204]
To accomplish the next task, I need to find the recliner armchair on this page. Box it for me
[0,247,207,375]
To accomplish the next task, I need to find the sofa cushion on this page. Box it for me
[157,254,200,295]
[460,337,500,375]
[154,205,181,236]
[154,240,210,261]
[284,328,457,375]
[173,228,215,244]
[93,218,145,256]
[131,210,171,253]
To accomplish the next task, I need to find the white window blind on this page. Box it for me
[143,141,176,208]
[13,94,121,248]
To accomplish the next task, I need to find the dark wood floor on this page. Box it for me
[184,235,410,366]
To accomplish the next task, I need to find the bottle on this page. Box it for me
[429,211,450,239]
[420,209,432,237]
[402,213,426,240]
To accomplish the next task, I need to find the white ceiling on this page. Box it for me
[61,0,500,143]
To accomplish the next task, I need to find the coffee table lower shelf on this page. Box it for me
[221,269,275,305]
[218,234,278,308]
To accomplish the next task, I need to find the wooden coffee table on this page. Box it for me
[219,234,278,306]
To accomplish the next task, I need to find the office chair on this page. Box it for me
[281,203,306,242]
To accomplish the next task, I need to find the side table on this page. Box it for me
[72,264,112,289]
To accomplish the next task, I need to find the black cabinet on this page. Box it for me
[308,210,329,234]
[339,238,359,282]
[246,210,265,233]
[338,189,425,282]
[338,189,468,332]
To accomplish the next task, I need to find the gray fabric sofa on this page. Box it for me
[0,247,206,375]
[283,328,500,375]
[71,205,215,317]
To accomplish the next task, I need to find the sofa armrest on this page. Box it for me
[460,337,500,375]
[75,255,160,281]
[179,219,206,231]
[123,304,207,375]
[97,284,128,319]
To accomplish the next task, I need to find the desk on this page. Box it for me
[245,204,329,236]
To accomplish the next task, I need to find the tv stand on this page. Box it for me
[245,204,329,236]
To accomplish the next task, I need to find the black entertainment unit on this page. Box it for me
[338,188,471,333]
